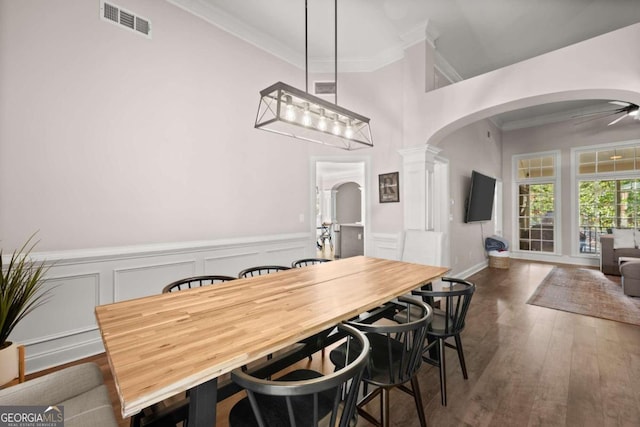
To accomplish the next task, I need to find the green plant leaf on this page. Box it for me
[0,233,54,346]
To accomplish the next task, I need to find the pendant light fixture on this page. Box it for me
[254,0,373,150]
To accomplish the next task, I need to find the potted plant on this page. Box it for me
[0,235,52,385]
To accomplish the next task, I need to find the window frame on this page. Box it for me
[512,150,561,256]
[571,139,640,257]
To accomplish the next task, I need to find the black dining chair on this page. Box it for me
[292,258,332,268]
[229,324,369,427]
[238,265,290,278]
[162,275,236,293]
[330,297,433,427]
[412,277,476,406]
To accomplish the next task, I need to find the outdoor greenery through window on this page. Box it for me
[577,143,640,254]
[515,153,557,253]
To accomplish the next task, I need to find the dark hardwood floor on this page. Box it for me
[31,260,640,426]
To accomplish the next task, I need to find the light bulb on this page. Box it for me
[317,108,327,131]
[302,103,312,126]
[345,120,353,139]
[332,116,341,136]
[284,95,296,121]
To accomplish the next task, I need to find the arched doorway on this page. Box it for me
[313,160,367,258]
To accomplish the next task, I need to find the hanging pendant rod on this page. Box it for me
[334,0,337,105]
[305,0,309,93]
[304,0,338,104]
[254,0,373,150]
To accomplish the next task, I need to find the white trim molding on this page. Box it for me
[399,144,443,231]
[511,150,562,258]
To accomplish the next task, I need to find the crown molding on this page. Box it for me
[166,0,305,68]
[309,44,405,73]
[434,51,463,84]
[166,0,444,73]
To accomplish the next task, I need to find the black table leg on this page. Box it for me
[189,378,217,427]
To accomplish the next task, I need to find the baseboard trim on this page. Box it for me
[26,338,105,374]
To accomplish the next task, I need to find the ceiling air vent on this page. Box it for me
[314,81,336,96]
[100,1,152,39]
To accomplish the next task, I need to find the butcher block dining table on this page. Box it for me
[95,256,449,426]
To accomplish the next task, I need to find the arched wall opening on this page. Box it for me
[428,89,640,147]
[403,23,640,148]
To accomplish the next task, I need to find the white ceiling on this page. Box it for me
[168,0,640,128]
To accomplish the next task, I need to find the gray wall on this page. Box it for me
[437,119,503,273]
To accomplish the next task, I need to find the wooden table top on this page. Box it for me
[95,256,449,417]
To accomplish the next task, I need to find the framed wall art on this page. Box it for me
[379,172,399,203]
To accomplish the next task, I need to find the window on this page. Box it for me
[514,152,559,253]
[575,142,640,254]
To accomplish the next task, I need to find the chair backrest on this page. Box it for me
[230,324,369,427]
[291,258,332,268]
[162,275,236,293]
[412,277,475,336]
[346,297,432,387]
[238,265,290,278]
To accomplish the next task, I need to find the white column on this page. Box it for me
[398,144,442,230]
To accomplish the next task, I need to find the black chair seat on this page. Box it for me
[229,370,336,427]
[329,297,432,427]
[426,311,456,336]
[229,324,369,427]
[411,277,476,406]
[330,333,408,386]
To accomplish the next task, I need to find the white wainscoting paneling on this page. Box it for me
[12,233,311,373]
[114,260,196,301]
[266,243,310,267]
[369,233,402,260]
[204,251,261,277]
[12,272,100,342]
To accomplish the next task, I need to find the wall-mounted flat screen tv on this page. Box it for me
[465,170,496,223]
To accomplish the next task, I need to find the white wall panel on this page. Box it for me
[204,252,260,277]
[114,260,197,301]
[265,244,308,267]
[11,272,100,343]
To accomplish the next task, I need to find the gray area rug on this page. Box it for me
[527,267,640,326]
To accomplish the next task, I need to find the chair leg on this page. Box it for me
[454,334,468,379]
[425,335,439,361]
[438,337,447,406]
[381,387,390,427]
[129,413,141,427]
[410,375,428,427]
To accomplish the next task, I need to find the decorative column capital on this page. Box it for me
[398,144,442,167]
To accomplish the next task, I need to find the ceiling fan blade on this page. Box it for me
[571,108,623,118]
[607,114,627,126]
[610,101,631,107]
[575,111,624,125]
